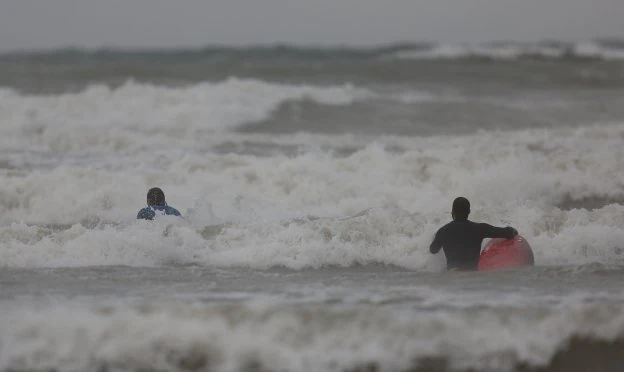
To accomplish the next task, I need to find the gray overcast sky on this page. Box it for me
[1,0,623,51]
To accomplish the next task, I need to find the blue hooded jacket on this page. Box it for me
[137,202,181,220]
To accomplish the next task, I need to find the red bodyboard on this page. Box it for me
[478,235,534,271]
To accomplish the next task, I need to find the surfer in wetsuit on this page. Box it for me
[137,187,182,220]
[430,197,517,271]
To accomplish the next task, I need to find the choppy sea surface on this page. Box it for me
[1,41,624,372]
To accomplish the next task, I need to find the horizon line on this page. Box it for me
[2,37,624,56]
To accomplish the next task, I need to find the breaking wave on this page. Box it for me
[1,124,623,270]
[388,41,624,60]
[0,78,372,153]
[2,300,624,372]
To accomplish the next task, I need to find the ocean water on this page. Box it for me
[1,41,624,372]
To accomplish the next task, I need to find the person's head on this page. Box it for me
[147,187,166,206]
[452,197,470,220]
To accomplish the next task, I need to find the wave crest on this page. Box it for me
[0,78,372,153]
[2,301,624,372]
[388,41,624,61]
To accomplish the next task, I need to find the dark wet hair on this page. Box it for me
[147,187,166,206]
[452,197,470,220]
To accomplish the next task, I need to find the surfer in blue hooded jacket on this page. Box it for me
[137,187,182,220]
[430,197,517,271]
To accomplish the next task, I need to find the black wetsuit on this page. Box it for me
[430,219,516,271]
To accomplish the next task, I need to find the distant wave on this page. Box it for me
[0,78,373,152]
[388,41,624,61]
[2,40,623,94]
[2,40,624,61]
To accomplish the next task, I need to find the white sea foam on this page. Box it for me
[573,42,624,60]
[1,79,623,270]
[0,78,372,154]
[1,299,623,372]
[390,42,624,60]
[0,121,623,269]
